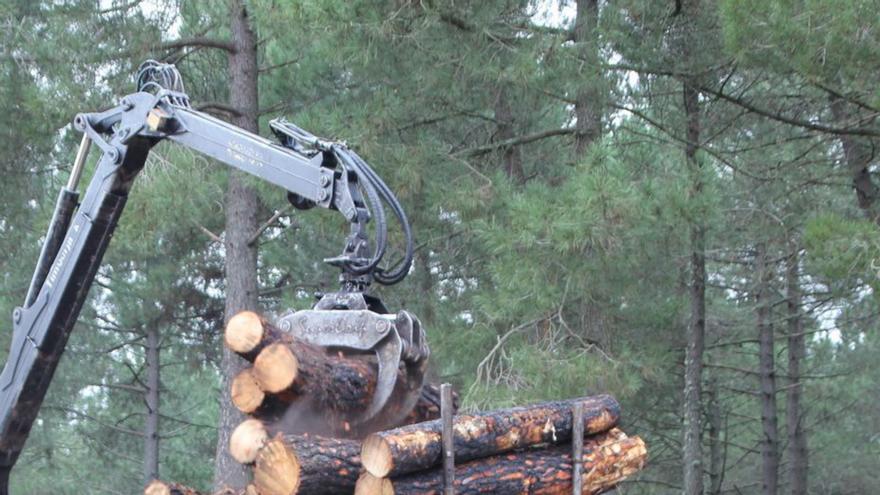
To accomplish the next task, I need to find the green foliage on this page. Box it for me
[0,0,878,493]
[805,214,880,295]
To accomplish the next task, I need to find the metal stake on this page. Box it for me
[572,402,585,495]
[441,383,455,495]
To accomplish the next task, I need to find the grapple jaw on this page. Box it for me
[275,291,429,425]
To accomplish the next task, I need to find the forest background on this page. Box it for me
[0,0,877,494]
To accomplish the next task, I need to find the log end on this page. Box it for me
[582,394,622,434]
[361,433,394,478]
[229,419,269,464]
[581,431,648,494]
[253,342,298,393]
[254,435,301,495]
[231,368,266,414]
[225,311,265,355]
[143,481,202,495]
[144,480,170,495]
[355,473,393,495]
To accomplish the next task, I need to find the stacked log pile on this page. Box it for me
[148,310,647,495]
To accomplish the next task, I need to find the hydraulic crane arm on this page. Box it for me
[0,62,419,490]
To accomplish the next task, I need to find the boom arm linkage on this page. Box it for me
[0,63,417,488]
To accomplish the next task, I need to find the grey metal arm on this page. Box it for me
[0,79,404,491]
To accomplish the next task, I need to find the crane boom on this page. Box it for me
[0,62,422,492]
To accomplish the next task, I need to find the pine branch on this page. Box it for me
[157,37,236,54]
[604,62,880,138]
[456,127,576,156]
[196,102,243,118]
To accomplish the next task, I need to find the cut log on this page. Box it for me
[229,419,269,464]
[144,480,204,495]
[253,433,363,495]
[144,479,261,495]
[231,368,266,414]
[252,341,377,412]
[355,473,393,495]
[230,367,300,418]
[224,311,289,361]
[361,394,620,478]
[357,429,647,495]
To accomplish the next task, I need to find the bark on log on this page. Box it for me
[251,341,378,412]
[144,480,204,495]
[357,429,647,495]
[361,394,620,478]
[225,311,289,362]
[404,384,460,425]
[253,433,363,495]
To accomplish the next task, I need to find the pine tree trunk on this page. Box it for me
[144,322,161,485]
[682,69,705,495]
[494,87,524,182]
[707,375,723,495]
[215,0,261,490]
[829,97,880,224]
[361,395,619,478]
[786,250,808,495]
[574,0,602,154]
[756,243,778,495]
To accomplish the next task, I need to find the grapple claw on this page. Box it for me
[276,291,429,425]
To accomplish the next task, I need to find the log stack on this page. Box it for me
[148,310,648,495]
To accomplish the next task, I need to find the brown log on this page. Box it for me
[143,480,257,495]
[230,368,266,414]
[226,311,435,429]
[355,473,393,495]
[357,429,647,495]
[403,383,460,425]
[253,433,362,495]
[144,480,204,495]
[361,394,620,478]
[229,419,269,464]
[224,311,289,361]
[252,341,377,412]
[230,367,300,418]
